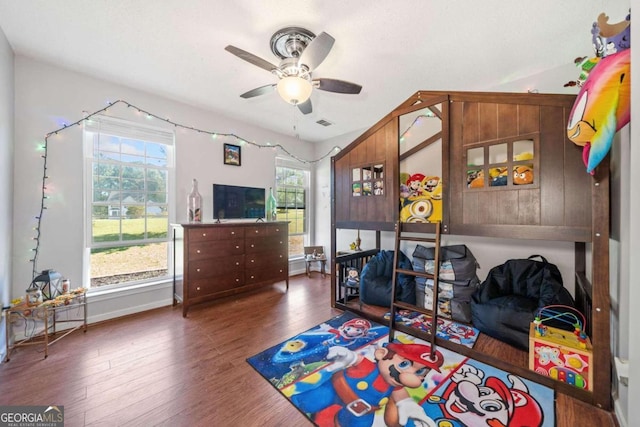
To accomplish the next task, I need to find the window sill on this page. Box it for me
[87,277,173,301]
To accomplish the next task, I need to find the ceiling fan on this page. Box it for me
[225,26,362,115]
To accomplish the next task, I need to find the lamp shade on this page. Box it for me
[28,269,63,301]
[277,76,312,105]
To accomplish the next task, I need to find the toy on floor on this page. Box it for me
[530,305,593,390]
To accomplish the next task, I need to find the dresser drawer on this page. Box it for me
[246,250,287,269]
[245,235,287,254]
[188,226,245,242]
[188,274,244,296]
[189,255,244,279]
[245,264,288,284]
[188,239,244,260]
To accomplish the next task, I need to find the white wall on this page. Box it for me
[12,56,314,322]
[0,23,15,361]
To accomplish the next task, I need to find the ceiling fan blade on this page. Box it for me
[299,32,335,70]
[314,78,362,94]
[225,45,278,72]
[298,99,312,115]
[240,84,276,99]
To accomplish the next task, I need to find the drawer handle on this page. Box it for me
[231,231,235,235]
[250,275,254,279]
[236,262,240,265]
[197,249,201,254]
[255,230,259,233]
[236,245,240,249]
[251,259,255,263]
[236,278,240,282]
[196,286,201,291]
[251,244,254,248]
[202,233,207,237]
[196,268,201,272]
[280,241,283,244]
[279,255,282,258]
[279,269,283,273]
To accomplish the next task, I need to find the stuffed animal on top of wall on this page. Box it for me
[567,12,631,175]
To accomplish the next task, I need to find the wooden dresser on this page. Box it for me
[173,222,289,316]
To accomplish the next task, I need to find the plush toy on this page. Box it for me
[513,165,534,185]
[489,167,508,187]
[567,12,631,174]
[468,170,484,188]
[344,267,360,288]
[399,174,442,223]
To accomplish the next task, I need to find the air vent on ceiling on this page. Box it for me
[316,119,333,127]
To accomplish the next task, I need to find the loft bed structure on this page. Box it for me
[329,91,611,410]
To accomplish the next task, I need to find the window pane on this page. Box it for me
[275,164,309,258]
[92,216,120,243]
[90,242,168,287]
[86,120,173,288]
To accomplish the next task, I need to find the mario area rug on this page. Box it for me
[247,311,554,427]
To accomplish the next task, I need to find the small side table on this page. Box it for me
[305,255,327,278]
[4,291,87,361]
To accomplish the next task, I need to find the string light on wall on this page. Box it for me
[30,99,342,277]
[399,112,436,143]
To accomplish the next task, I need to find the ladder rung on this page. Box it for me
[395,268,434,279]
[397,236,437,243]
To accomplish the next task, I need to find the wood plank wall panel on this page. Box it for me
[498,191,519,224]
[462,192,479,224]
[478,102,498,142]
[497,103,518,139]
[539,106,567,227]
[518,189,541,224]
[519,104,540,135]
[462,102,479,145]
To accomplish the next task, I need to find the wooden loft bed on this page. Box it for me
[329,90,611,410]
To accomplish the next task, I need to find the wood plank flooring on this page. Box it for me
[0,275,617,426]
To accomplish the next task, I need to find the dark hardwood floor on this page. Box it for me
[1,275,617,426]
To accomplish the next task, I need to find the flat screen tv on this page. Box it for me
[213,184,265,220]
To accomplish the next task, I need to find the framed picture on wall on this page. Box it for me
[223,143,241,166]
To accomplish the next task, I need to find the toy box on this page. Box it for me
[529,323,593,390]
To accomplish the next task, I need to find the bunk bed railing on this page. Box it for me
[335,249,379,305]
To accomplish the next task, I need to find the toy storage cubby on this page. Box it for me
[330,90,611,410]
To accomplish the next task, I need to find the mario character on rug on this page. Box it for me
[272,317,383,364]
[423,364,544,427]
[325,317,371,346]
[290,342,443,427]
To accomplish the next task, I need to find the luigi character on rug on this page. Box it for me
[290,342,443,427]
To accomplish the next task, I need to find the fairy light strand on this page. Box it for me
[31,99,342,277]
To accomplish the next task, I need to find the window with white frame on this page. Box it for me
[275,158,310,258]
[84,116,175,288]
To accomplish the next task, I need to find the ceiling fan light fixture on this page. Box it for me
[277,76,312,105]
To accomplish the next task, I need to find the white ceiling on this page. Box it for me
[0,1,629,142]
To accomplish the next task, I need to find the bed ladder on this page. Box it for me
[388,221,442,357]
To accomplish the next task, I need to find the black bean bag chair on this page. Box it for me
[360,250,416,307]
[471,255,575,350]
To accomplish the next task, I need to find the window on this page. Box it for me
[84,116,175,288]
[275,159,310,258]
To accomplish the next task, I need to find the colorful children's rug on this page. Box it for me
[383,310,480,348]
[247,311,555,427]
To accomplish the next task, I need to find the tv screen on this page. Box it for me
[213,184,265,220]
